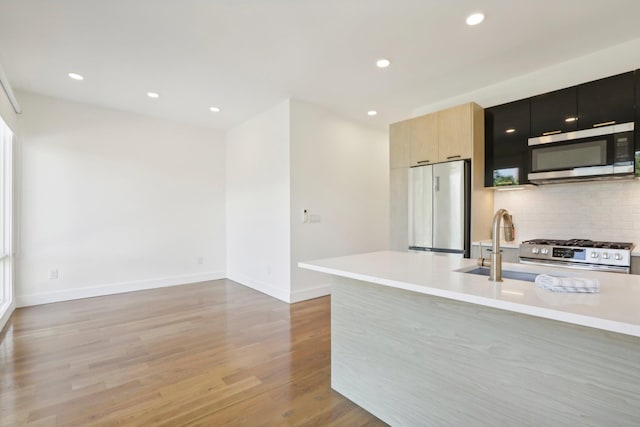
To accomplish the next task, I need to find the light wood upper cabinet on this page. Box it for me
[389,120,411,169]
[409,112,438,167]
[438,103,473,161]
[391,103,477,168]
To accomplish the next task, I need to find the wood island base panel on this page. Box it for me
[331,276,640,426]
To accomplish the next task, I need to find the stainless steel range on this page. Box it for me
[519,239,634,273]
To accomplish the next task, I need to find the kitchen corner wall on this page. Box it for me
[289,99,389,302]
[494,180,640,244]
[226,98,389,303]
[16,91,227,306]
[226,100,292,302]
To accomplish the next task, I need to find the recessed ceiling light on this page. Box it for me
[209,106,221,113]
[368,110,378,116]
[466,13,485,26]
[376,59,391,68]
[565,117,578,122]
[505,128,515,133]
[147,92,159,99]
[68,72,84,81]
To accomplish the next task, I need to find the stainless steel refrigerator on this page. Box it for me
[408,160,470,256]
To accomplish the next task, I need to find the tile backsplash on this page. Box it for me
[493,179,640,244]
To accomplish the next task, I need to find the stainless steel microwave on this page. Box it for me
[528,122,635,184]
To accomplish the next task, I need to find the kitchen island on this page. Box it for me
[299,251,640,426]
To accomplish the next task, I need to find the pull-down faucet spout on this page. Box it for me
[489,209,514,282]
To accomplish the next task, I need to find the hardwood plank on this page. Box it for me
[0,279,387,426]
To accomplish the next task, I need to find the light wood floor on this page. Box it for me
[0,280,388,426]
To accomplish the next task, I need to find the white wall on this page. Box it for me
[414,37,640,115]
[289,100,389,302]
[495,181,640,244]
[16,91,226,306]
[226,98,389,303]
[226,100,291,302]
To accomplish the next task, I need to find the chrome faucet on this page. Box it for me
[489,209,515,282]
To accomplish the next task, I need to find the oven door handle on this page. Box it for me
[519,258,630,274]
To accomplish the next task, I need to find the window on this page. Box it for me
[0,115,13,319]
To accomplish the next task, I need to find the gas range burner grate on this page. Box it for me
[564,239,595,247]
[522,239,634,250]
[523,239,565,246]
[591,242,634,250]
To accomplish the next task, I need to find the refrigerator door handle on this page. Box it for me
[434,176,440,192]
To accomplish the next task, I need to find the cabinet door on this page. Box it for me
[577,71,635,129]
[438,103,473,161]
[390,120,411,168]
[530,86,578,137]
[484,99,530,187]
[409,113,438,167]
[408,165,433,249]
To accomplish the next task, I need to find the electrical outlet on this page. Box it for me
[48,269,59,280]
[197,256,204,265]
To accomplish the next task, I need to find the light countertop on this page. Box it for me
[299,251,640,338]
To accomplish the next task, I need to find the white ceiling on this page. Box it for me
[2,0,640,130]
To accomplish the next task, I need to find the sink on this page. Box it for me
[464,267,539,283]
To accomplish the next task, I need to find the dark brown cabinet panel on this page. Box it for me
[577,71,635,130]
[484,99,530,187]
[530,86,578,137]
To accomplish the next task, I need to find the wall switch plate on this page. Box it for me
[48,269,59,280]
[309,214,321,223]
[197,256,204,265]
[302,209,309,223]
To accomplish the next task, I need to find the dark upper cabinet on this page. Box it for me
[530,86,578,137]
[485,68,639,183]
[484,99,530,187]
[577,71,635,129]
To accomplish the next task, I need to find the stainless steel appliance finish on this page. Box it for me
[519,239,634,273]
[528,122,635,184]
[528,122,635,146]
[408,160,470,256]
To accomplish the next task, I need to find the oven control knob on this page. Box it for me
[615,253,623,261]
[591,252,599,259]
[602,252,610,259]
[540,248,549,255]
[531,247,539,254]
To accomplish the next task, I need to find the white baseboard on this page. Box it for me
[0,300,15,334]
[227,273,331,304]
[16,271,226,307]
[227,272,290,303]
[290,283,331,303]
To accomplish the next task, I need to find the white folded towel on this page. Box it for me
[534,274,600,293]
